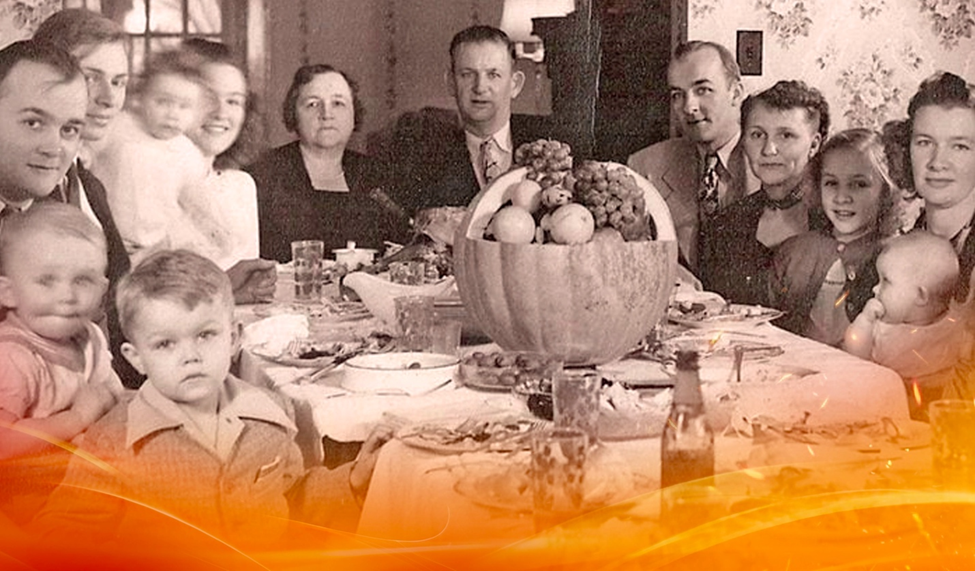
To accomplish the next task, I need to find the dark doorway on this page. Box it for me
[595,0,676,162]
[536,0,684,162]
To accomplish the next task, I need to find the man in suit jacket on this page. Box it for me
[628,41,759,272]
[388,25,538,216]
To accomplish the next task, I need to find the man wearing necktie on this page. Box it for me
[385,26,545,216]
[627,41,760,273]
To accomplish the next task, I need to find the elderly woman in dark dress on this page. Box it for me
[700,80,830,305]
[246,64,410,263]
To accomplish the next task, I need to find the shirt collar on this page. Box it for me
[464,121,513,157]
[125,375,296,449]
[700,130,740,171]
[0,197,34,213]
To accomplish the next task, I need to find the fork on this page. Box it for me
[293,351,360,384]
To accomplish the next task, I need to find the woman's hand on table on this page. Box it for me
[350,424,395,505]
[228,258,277,304]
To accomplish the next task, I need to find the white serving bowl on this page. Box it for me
[342,272,457,327]
[341,351,459,396]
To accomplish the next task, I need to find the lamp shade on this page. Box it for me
[500,0,575,43]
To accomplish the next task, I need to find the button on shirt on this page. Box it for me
[466,122,513,190]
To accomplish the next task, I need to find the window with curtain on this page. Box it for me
[97,0,224,73]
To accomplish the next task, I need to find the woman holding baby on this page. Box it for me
[844,71,975,414]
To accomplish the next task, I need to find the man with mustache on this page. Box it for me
[628,41,759,272]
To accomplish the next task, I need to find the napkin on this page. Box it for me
[241,314,309,356]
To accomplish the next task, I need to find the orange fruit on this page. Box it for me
[549,203,595,244]
[490,205,536,243]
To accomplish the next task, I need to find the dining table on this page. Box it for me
[232,275,975,570]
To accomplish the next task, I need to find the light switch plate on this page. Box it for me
[737,30,763,76]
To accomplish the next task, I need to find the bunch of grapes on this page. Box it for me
[514,139,572,188]
[566,162,651,240]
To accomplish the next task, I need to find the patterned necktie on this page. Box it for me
[481,137,502,186]
[699,152,720,217]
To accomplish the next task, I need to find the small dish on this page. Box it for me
[341,351,458,396]
[457,351,562,392]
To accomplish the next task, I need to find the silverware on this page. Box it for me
[733,345,744,383]
[294,351,360,383]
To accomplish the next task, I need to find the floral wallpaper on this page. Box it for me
[0,0,61,46]
[690,0,975,132]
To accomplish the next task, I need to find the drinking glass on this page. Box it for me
[553,369,601,441]
[429,319,462,355]
[531,427,588,531]
[394,295,435,351]
[291,240,324,303]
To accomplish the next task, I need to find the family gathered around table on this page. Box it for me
[2,7,975,569]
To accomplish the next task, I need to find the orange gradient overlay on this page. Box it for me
[2,380,975,569]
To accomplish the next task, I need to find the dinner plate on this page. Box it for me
[597,360,674,387]
[252,300,373,322]
[452,458,652,513]
[598,409,667,441]
[251,339,363,368]
[396,416,543,455]
[669,304,784,329]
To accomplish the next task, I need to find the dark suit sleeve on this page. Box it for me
[77,166,144,389]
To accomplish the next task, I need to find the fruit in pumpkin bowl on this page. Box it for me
[453,146,679,366]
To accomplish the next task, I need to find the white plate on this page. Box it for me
[341,351,458,395]
[669,304,784,329]
[397,416,541,455]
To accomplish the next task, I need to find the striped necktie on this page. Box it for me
[481,137,502,186]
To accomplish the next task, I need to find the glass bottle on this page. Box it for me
[660,350,715,530]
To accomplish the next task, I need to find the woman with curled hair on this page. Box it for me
[246,64,410,262]
[771,128,900,345]
[892,72,975,302]
[700,79,830,306]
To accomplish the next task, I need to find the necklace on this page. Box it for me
[763,186,804,210]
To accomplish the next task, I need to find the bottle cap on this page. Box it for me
[675,350,699,371]
[672,350,703,405]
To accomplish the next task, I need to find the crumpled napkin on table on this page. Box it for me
[241,313,309,357]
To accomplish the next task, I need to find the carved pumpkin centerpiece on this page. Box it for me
[454,140,679,366]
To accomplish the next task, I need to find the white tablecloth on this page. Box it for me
[242,321,910,446]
